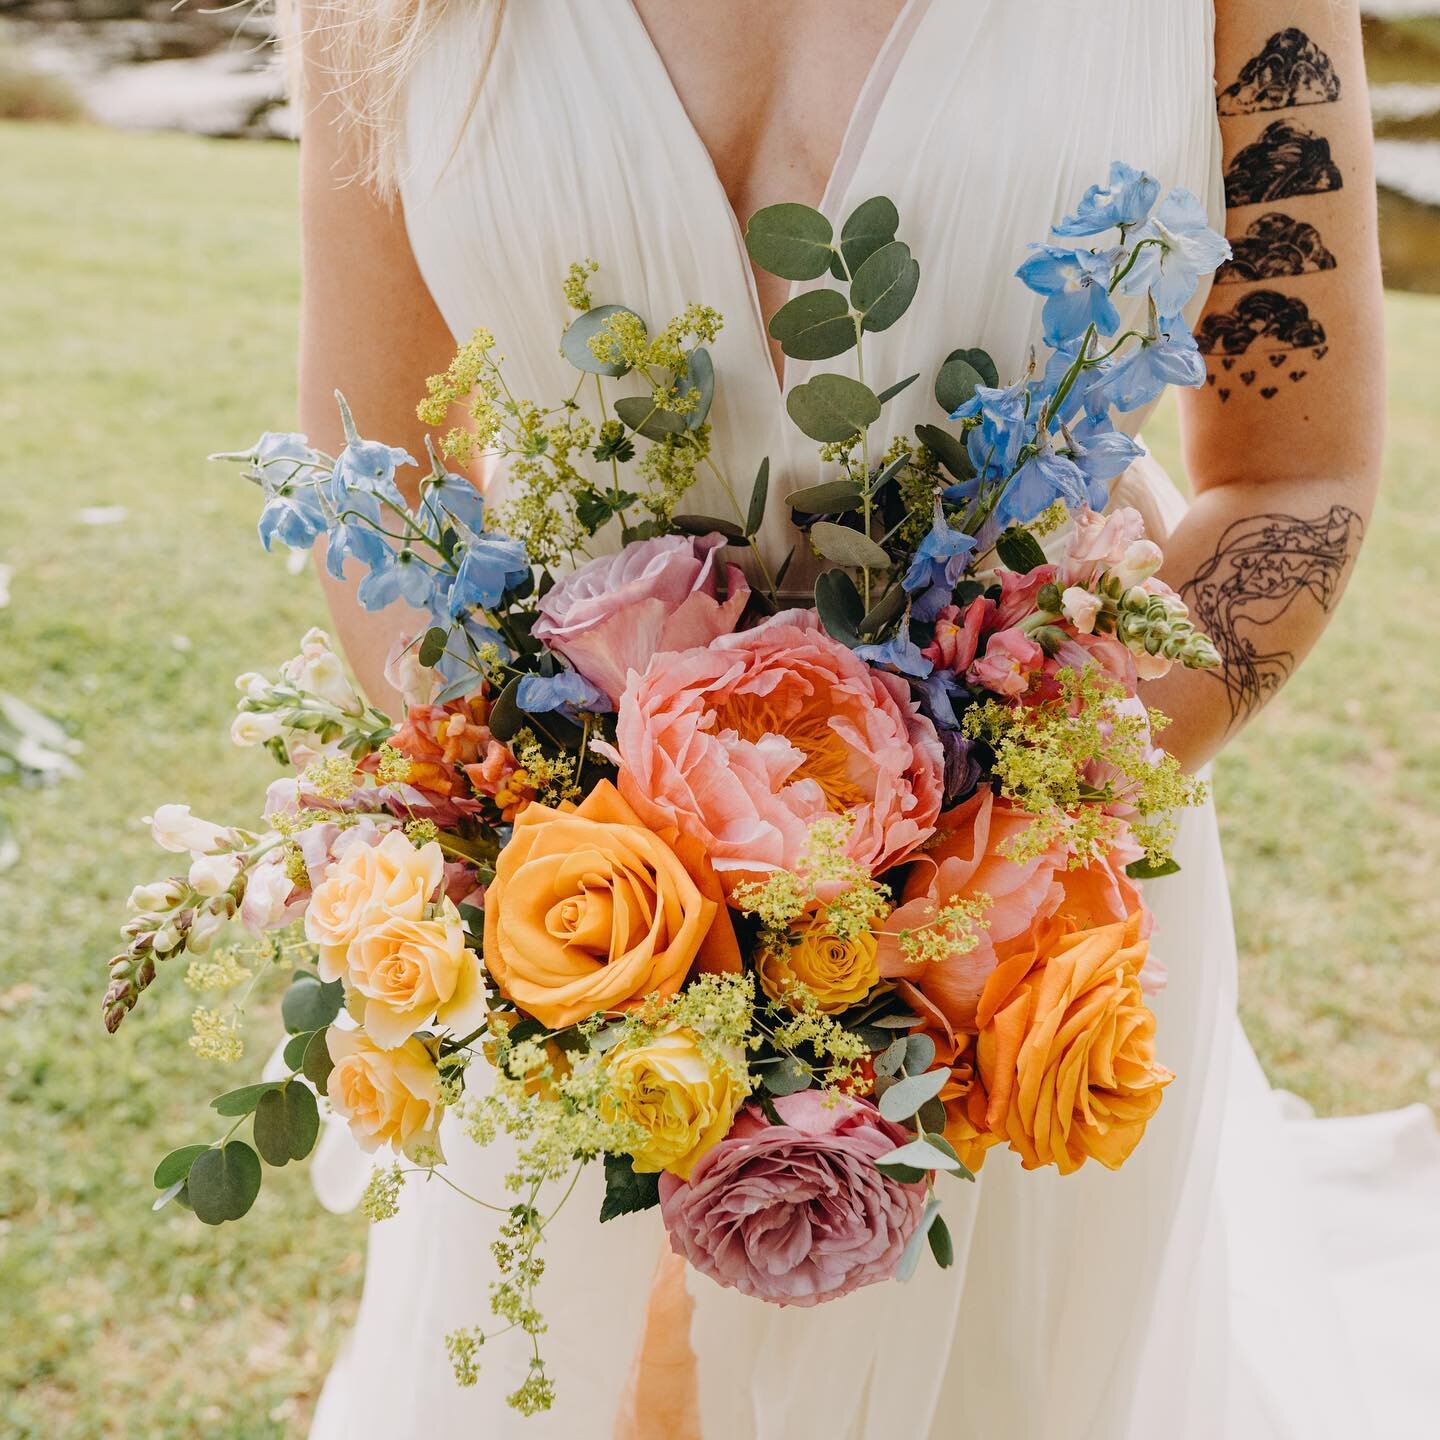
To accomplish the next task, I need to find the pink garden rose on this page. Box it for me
[532,533,749,705]
[608,610,943,890]
[658,1091,926,1306]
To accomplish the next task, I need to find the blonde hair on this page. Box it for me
[280,0,505,194]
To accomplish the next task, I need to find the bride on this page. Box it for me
[289,1,1439,1436]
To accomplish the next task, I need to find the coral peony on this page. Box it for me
[609,610,943,890]
[658,1091,925,1305]
[532,533,749,706]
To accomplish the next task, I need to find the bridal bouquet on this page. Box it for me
[102,163,1226,1412]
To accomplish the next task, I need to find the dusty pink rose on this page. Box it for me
[658,1091,925,1306]
[1060,505,1147,586]
[968,626,1043,697]
[608,610,943,889]
[532,533,749,705]
[923,595,995,672]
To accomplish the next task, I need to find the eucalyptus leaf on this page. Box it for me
[875,1159,928,1185]
[767,289,857,361]
[281,971,344,1035]
[254,1082,320,1168]
[763,1055,813,1097]
[834,195,900,277]
[152,1179,187,1212]
[877,1066,951,1123]
[1126,855,1182,880]
[615,394,687,441]
[928,1213,955,1268]
[811,521,890,570]
[418,626,448,669]
[917,1097,948,1134]
[914,423,975,482]
[154,1144,209,1190]
[785,373,881,443]
[786,480,864,514]
[874,1037,909,1079]
[897,1199,943,1282]
[282,1030,313,1072]
[814,569,864,647]
[859,584,905,637]
[744,203,834,281]
[676,346,715,430]
[850,240,920,333]
[210,1081,280,1118]
[746,457,770,537]
[876,373,920,406]
[302,1027,335,1097]
[878,1137,966,1172]
[904,1033,937,1075]
[186,1141,262,1226]
[934,354,986,415]
[996,526,1049,573]
[599,1152,661,1222]
[671,514,746,541]
[774,546,796,589]
[947,346,999,389]
[488,675,523,742]
[560,304,642,377]
[870,1014,925,1030]
[924,1132,974,1180]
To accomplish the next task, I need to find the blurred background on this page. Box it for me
[1,4,1437,1436]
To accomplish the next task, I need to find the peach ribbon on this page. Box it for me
[614,1247,702,1440]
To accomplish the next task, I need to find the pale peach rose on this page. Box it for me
[973,912,1172,1173]
[878,788,1146,1037]
[305,830,444,982]
[608,610,943,890]
[347,898,485,1048]
[326,1026,444,1160]
[532,533,750,706]
[483,780,734,1029]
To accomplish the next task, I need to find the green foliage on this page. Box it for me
[814,569,864,647]
[996,526,1050,572]
[767,288,856,360]
[810,521,889,569]
[253,1083,320,1168]
[280,971,344,1035]
[914,422,974,481]
[850,240,919,333]
[187,1142,263,1226]
[833,195,899,278]
[598,1153,660,1222]
[786,480,864,513]
[785,373,881,442]
[560,303,639,376]
[743,202,834,280]
[745,458,770,537]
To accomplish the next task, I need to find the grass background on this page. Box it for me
[1,120,1436,1437]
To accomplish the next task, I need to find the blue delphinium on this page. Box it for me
[1052,161,1160,237]
[248,432,328,551]
[324,512,394,580]
[422,466,489,534]
[854,627,933,679]
[1117,188,1233,318]
[1064,417,1144,506]
[448,533,531,614]
[1087,314,1204,414]
[993,438,1090,530]
[902,503,977,620]
[1016,244,1122,346]
[517,670,613,719]
[355,548,440,611]
[952,382,1034,478]
[330,437,415,511]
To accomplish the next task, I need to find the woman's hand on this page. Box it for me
[1150,0,1383,768]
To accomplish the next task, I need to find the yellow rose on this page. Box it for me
[306,830,444,981]
[974,911,1172,1175]
[347,897,485,1048]
[326,1026,444,1160]
[756,914,880,1014]
[483,780,730,1030]
[602,1028,744,1179]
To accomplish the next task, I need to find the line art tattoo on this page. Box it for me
[1181,506,1363,724]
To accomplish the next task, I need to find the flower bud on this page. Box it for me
[145,803,232,856]
[152,921,182,956]
[188,853,242,897]
[127,878,186,914]
[234,672,271,701]
[230,711,284,747]
[188,908,227,954]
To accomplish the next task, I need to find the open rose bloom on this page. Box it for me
[103,173,1236,1413]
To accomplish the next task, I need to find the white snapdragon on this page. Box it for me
[187,908,228,954]
[1113,539,1164,591]
[281,628,362,712]
[240,860,297,935]
[145,803,231,855]
[188,853,242,897]
[127,879,186,914]
[231,711,285,747]
[234,671,271,702]
[1060,586,1103,634]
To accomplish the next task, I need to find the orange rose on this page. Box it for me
[972,911,1171,1175]
[482,780,735,1029]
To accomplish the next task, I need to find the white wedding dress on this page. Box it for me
[309,3,1440,1436]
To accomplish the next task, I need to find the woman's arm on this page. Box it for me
[1145,0,1384,768]
[297,13,469,712]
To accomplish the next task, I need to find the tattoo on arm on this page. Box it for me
[1218,27,1341,115]
[1181,506,1364,727]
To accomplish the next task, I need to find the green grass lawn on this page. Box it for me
[1,121,1436,1437]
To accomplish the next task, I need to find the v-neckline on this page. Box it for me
[618,0,929,397]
